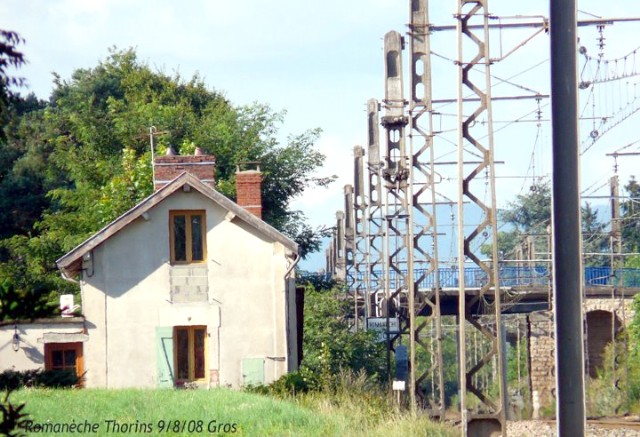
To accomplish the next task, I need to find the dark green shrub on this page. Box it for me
[247,369,311,397]
[35,369,79,388]
[0,369,79,390]
[0,370,24,391]
[300,286,386,390]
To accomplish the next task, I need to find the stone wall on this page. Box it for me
[528,311,556,407]
[527,297,635,408]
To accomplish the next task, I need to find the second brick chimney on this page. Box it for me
[236,165,262,220]
[153,147,216,191]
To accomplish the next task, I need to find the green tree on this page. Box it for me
[582,202,609,266]
[0,47,335,310]
[0,30,50,239]
[486,182,610,266]
[621,176,640,252]
[483,182,551,259]
[0,104,58,239]
[0,29,37,436]
[501,183,552,233]
[300,286,386,388]
[40,48,333,250]
[0,29,27,126]
[0,30,26,89]
[628,293,640,401]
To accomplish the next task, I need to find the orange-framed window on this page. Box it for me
[44,342,83,378]
[174,326,206,382]
[169,210,206,264]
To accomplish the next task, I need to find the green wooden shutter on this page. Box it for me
[156,327,175,388]
[242,358,265,386]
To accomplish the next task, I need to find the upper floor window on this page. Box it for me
[170,210,206,264]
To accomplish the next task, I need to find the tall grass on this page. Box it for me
[586,340,639,417]
[11,383,456,436]
[13,388,336,436]
[254,370,456,437]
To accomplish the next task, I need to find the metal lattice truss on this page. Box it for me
[406,0,445,415]
[609,175,630,414]
[344,185,356,316]
[366,99,386,319]
[456,0,505,433]
[324,1,508,430]
[380,30,411,364]
[354,146,369,327]
[333,211,346,281]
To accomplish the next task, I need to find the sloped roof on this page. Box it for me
[56,172,298,277]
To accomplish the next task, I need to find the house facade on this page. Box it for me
[2,152,300,389]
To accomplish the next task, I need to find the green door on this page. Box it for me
[156,327,175,388]
[242,358,264,387]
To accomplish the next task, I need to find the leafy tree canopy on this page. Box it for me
[482,182,552,259]
[0,30,26,89]
[500,182,552,235]
[485,181,609,265]
[621,176,640,252]
[0,47,334,319]
[298,286,386,388]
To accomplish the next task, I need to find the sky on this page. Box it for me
[2,0,640,271]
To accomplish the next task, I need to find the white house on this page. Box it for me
[1,151,300,389]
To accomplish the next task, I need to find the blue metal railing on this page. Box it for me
[360,267,549,289]
[300,266,640,289]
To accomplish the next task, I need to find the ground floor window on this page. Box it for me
[44,342,83,378]
[175,326,206,382]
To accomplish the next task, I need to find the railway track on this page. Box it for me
[506,418,640,436]
[585,418,640,431]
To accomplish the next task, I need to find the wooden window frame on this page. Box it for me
[44,342,83,379]
[173,326,207,383]
[169,210,207,265]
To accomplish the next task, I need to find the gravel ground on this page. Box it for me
[507,420,640,436]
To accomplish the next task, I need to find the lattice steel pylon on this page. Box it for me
[325,236,333,275]
[334,211,346,281]
[610,174,629,414]
[366,99,386,319]
[455,0,506,434]
[380,29,415,405]
[344,185,357,325]
[406,0,445,416]
[353,146,369,325]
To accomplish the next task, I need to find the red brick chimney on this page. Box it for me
[154,147,216,191]
[236,164,262,219]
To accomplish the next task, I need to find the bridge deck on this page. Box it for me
[362,266,640,290]
[300,266,640,316]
